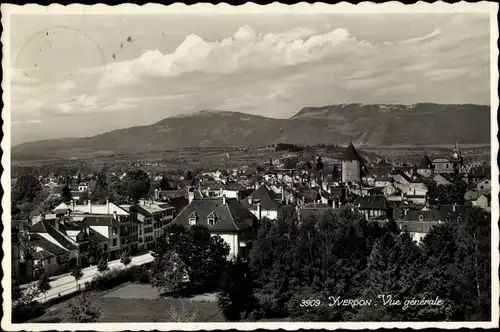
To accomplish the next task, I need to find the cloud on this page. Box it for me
[56,80,76,92]
[94,25,358,88]
[397,29,441,45]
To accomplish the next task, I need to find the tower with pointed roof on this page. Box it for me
[450,140,463,173]
[417,154,434,178]
[341,142,363,183]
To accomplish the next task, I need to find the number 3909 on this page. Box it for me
[300,299,321,307]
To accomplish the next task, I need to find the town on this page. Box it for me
[10,141,492,323]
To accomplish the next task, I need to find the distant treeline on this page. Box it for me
[275,143,304,152]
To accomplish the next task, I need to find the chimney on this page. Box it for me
[71,199,75,211]
[113,211,117,220]
[247,195,252,205]
[154,189,159,200]
[281,187,285,202]
[188,191,195,204]
[140,198,145,206]
[106,198,110,214]
[452,203,456,212]
[256,201,262,220]
[88,200,92,214]
[222,194,226,205]
[332,199,336,209]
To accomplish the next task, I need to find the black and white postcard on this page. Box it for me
[1,2,498,330]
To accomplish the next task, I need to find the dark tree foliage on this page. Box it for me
[159,175,173,190]
[61,184,72,203]
[90,172,109,203]
[66,292,101,323]
[120,169,151,202]
[12,174,42,204]
[152,224,230,293]
[218,257,259,321]
[37,273,51,300]
[97,258,110,273]
[120,251,132,266]
[427,183,466,206]
[247,206,490,322]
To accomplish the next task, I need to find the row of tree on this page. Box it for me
[215,207,491,322]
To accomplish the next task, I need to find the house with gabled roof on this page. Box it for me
[353,195,393,222]
[170,196,259,258]
[241,185,283,220]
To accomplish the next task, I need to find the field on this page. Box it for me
[11,144,491,176]
[31,283,224,323]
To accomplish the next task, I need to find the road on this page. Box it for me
[24,252,154,303]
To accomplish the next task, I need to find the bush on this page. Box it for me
[86,265,147,291]
[132,265,150,284]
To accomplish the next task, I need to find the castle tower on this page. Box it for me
[341,142,363,183]
[417,154,434,178]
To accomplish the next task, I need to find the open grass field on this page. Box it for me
[31,283,224,323]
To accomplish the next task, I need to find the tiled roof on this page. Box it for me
[398,205,472,222]
[241,185,282,211]
[31,236,69,257]
[30,219,78,251]
[224,182,247,191]
[82,215,119,227]
[354,195,390,210]
[171,197,257,232]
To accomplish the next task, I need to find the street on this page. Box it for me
[24,252,154,303]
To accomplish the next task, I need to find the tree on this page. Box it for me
[218,257,259,321]
[153,224,230,293]
[12,173,42,205]
[97,258,109,273]
[120,251,132,266]
[120,169,151,202]
[71,266,84,289]
[66,292,101,323]
[315,157,324,172]
[427,184,466,206]
[61,184,72,203]
[36,195,63,214]
[150,250,188,294]
[37,273,51,301]
[90,172,109,203]
[159,175,172,190]
[56,252,70,270]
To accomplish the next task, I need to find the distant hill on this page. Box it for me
[12,104,490,160]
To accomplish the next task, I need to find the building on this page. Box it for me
[131,199,176,250]
[353,195,393,222]
[417,155,434,178]
[169,196,259,258]
[341,142,364,183]
[241,185,283,220]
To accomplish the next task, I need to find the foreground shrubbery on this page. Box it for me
[217,206,492,322]
[86,265,150,291]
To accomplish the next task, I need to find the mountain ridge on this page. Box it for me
[12,103,490,159]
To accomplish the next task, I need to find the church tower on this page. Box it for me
[450,140,463,173]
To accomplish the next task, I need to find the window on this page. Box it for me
[457,216,463,222]
[207,218,215,226]
[189,217,196,225]
[112,227,118,235]
[112,239,117,246]
[418,215,424,221]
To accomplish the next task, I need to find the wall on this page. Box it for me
[211,232,239,258]
[249,208,278,220]
[342,161,361,183]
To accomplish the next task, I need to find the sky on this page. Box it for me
[9,13,490,145]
